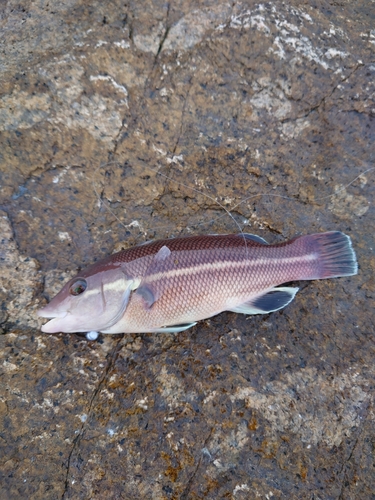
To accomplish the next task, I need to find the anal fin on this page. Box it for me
[228,286,299,315]
[151,322,197,333]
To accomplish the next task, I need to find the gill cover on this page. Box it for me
[38,268,136,333]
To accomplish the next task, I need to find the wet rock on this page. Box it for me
[0,1,374,499]
[0,211,42,330]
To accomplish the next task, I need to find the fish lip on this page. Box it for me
[37,308,68,319]
[40,315,68,333]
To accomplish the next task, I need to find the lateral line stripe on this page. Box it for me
[83,254,317,296]
[146,254,317,283]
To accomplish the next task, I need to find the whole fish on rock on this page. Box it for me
[38,231,357,338]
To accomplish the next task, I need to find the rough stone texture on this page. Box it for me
[0,0,374,499]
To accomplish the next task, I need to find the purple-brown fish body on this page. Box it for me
[38,231,357,336]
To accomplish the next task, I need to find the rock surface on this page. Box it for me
[0,1,374,498]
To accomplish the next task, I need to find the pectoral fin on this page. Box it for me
[228,287,299,315]
[135,245,173,309]
[136,284,156,308]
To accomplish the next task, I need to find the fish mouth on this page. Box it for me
[37,308,68,333]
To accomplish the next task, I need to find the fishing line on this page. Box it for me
[91,159,251,257]
[92,63,374,249]
[313,166,374,202]
[91,160,373,249]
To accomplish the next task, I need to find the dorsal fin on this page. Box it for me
[242,233,269,245]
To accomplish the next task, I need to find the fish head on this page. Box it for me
[38,262,134,334]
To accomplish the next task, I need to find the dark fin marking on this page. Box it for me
[242,233,269,245]
[151,322,197,333]
[135,284,156,308]
[299,231,358,279]
[228,286,299,315]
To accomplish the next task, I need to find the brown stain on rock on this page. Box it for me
[248,415,258,431]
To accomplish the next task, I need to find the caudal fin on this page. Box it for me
[300,231,358,279]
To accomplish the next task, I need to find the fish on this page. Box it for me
[37,231,358,338]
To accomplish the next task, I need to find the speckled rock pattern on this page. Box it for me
[0,0,374,498]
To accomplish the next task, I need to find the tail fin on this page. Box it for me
[300,231,358,279]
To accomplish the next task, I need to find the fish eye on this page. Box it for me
[69,279,87,296]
